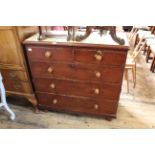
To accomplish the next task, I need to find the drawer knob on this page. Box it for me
[45,51,52,58]
[94,104,99,110]
[14,83,21,90]
[28,48,32,51]
[53,99,58,104]
[47,67,53,73]
[50,83,56,89]
[95,71,101,78]
[94,88,100,94]
[9,72,16,78]
[94,54,102,61]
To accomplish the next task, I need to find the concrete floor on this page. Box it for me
[1,51,155,128]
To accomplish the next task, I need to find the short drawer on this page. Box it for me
[0,69,28,81]
[26,45,73,62]
[3,79,32,93]
[37,92,118,115]
[29,62,124,84]
[74,48,126,66]
[34,78,121,100]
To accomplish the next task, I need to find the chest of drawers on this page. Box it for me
[23,32,129,118]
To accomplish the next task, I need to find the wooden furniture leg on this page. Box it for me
[146,46,151,63]
[26,96,39,113]
[124,69,129,93]
[150,56,155,72]
[133,64,136,88]
[132,67,135,87]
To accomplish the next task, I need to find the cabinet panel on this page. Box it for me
[0,26,38,111]
[0,69,28,81]
[3,79,32,94]
[0,29,23,67]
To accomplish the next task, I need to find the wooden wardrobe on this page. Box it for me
[0,26,38,112]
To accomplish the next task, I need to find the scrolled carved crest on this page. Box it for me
[67,26,125,45]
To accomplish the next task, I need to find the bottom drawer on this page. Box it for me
[3,79,33,94]
[36,92,118,117]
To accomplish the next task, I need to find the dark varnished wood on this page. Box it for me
[26,45,73,62]
[23,33,128,118]
[74,48,126,66]
[29,62,124,84]
[37,92,118,117]
[33,78,121,100]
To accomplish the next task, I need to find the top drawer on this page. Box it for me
[74,48,126,66]
[26,45,73,62]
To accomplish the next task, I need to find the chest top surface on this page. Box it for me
[23,31,129,50]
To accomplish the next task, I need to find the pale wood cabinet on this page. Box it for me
[0,26,38,112]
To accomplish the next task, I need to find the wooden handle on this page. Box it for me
[94,104,99,110]
[94,88,100,94]
[53,99,58,104]
[94,54,102,61]
[47,67,53,73]
[95,71,101,78]
[45,51,52,58]
[50,83,56,89]
[14,83,21,90]
[9,72,16,78]
[94,50,103,61]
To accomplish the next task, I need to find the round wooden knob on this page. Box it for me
[94,88,100,94]
[9,72,16,78]
[14,83,21,90]
[50,83,55,89]
[94,104,99,110]
[94,54,102,61]
[95,71,101,78]
[53,99,58,104]
[45,51,51,58]
[28,48,32,51]
[47,67,53,73]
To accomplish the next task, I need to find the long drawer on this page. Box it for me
[36,92,118,116]
[29,62,124,84]
[33,78,121,100]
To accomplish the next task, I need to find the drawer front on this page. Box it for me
[37,92,118,115]
[0,69,28,81]
[29,62,124,84]
[3,79,32,93]
[74,48,126,66]
[34,78,121,100]
[26,46,73,62]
